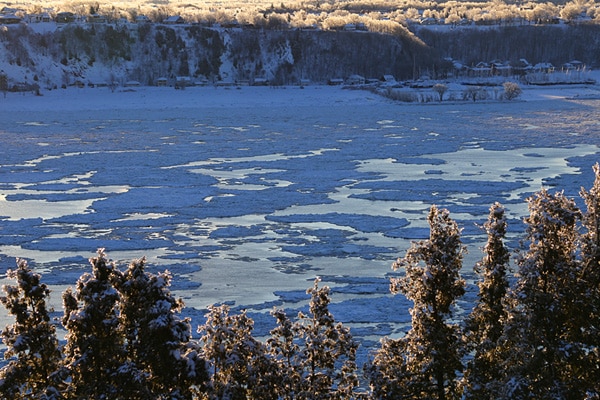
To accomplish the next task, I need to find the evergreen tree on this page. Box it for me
[365,335,411,399]
[117,257,208,399]
[61,249,130,399]
[266,308,303,399]
[577,163,600,394]
[198,304,278,400]
[462,203,510,399]
[0,259,62,399]
[367,205,466,400]
[292,278,361,399]
[494,189,585,399]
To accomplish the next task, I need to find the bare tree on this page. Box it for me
[503,81,522,101]
[432,83,448,101]
[0,70,8,98]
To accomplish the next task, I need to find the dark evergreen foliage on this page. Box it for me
[117,257,207,399]
[462,203,510,399]
[198,304,278,399]
[61,249,129,398]
[575,162,600,396]
[493,189,588,399]
[418,24,600,68]
[284,279,361,399]
[0,260,62,399]
[367,206,466,400]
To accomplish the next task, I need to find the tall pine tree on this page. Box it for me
[495,189,585,399]
[0,259,62,399]
[198,304,278,400]
[577,163,600,395]
[117,257,208,399]
[266,308,303,400]
[61,249,130,399]
[462,202,510,399]
[368,205,466,400]
[292,278,360,400]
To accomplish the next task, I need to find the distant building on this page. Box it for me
[55,12,75,23]
[381,75,397,85]
[0,14,22,24]
[28,13,51,23]
[252,77,269,86]
[87,14,107,23]
[135,15,150,24]
[164,15,184,25]
[0,7,22,15]
[563,60,584,70]
[345,74,365,85]
[533,62,555,73]
[175,76,192,88]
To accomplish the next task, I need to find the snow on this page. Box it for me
[0,81,599,358]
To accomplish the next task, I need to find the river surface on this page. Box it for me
[1,88,599,354]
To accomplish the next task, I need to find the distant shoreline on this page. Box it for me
[2,77,600,114]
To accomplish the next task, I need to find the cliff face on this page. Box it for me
[0,23,430,88]
[2,22,599,90]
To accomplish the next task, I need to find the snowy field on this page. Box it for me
[1,83,599,358]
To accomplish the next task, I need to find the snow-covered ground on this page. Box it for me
[1,82,599,360]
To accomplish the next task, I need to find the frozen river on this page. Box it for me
[1,85,599,351]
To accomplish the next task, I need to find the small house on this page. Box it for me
[87,14,107,23]
[175,76,193,88]
[345,75,365,85]
[164,15,184,25]
[29,13,51,23]
[533,62,554,73]
[156,77,168,87]
[563,60,584,70]
[136,15,150,24]
[252,77,269,86]
[55,12,75,23]
[0,14,22,24]
[381,75,397,85]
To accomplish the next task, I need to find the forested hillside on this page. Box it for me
[2,21,600,90]
[0,23,430,88]
[418,24,600,68]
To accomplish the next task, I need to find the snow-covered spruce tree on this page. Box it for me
[61,249,133,399]
[0,259,62,399]
[116,257,208,399]
[493,189,586,399]
[266,308,302,400]
[577,163,600,394]
[364,335,411,399]
[198,304,278,400]
[367,205,466,400]
[462,202,510,399]
[281,278,361,400]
